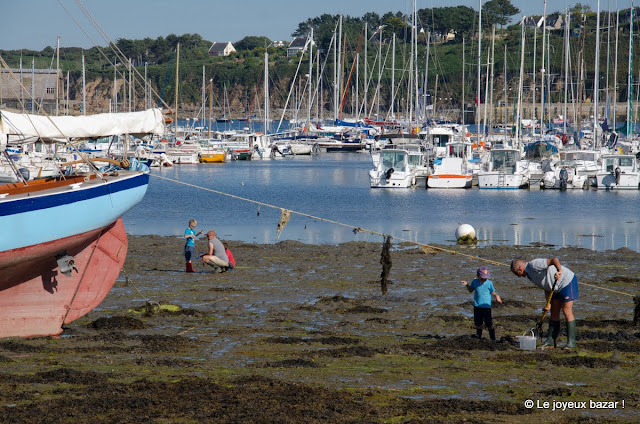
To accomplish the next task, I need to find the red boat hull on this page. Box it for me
[0,218,128,338]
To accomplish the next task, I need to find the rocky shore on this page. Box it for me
[1,236,639,423]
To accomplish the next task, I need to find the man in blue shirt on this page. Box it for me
[462,266,502,341]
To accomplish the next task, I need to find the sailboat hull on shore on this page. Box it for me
[0,171,149,338]
[0,218,129,338]
[0,106,161,338]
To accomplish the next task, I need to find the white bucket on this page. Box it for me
[517,330,537,351]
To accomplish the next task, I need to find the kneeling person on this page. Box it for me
[202,230,229,272]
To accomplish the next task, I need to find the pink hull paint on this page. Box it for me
[0,218,128,338]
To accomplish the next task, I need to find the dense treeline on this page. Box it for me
[1,2,637,119]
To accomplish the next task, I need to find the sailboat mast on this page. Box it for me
[425,31,431,121]
[488,25,495,137]
[56,36,60,115]
[336,15,342,122]
[364,23,368,116]
[316,49,320,123]
[564,10,570,136]
[413,0,419,125]
[82,54,86,115]
[66,71,69,115]
[377,28,382,121]
[546,32,551,126]
[264,51,269,135]
[504,44,507,126]
[593,0,601,147]
[356,51,359,122]
[627,2,633,137]
[308,28,313,125]
[483,39,490,139]
[605,0,611,124]
[476,0,482,146]
[391,33,395,118]
[175,43,180,137]
[462,39,465,125]
[532,25,537,125]
[31,58,34,114]
[409,25,415,124]
[145,62,148,110]
[579,12,586,126]
[128,58,132,112]
[202,65,205,127]
[516,19,526,147]
[19,55,23,113]
[113,60,117,113]
[208,78,213,139]
[540,0,547,133]
[613,9,619,131]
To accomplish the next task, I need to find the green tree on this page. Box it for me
[483,0,520,34]
[362,12,381,28]
[420,6,476,41]
[382,12,408,41]
[234,36,271,51]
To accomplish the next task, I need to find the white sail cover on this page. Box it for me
[0,108,165,141]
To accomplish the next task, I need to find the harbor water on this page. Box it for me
[123,153,640,252]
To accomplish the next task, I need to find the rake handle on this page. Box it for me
[538,279,559,329]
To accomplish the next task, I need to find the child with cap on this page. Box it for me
[461,266,502,341]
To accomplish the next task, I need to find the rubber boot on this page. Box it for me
[488,328,496,341]
[186,262,195,273]
[476,328,482,339]
[565,320,577,349]
[541,320,560,349]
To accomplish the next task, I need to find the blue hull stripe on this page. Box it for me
[0,173,149,252]
[0,173,149,217]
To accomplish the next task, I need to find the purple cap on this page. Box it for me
[477,266,490,279]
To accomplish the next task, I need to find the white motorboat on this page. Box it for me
[427,140,473,189]
[369,146,427,188]
[542,161,588,190]
[594,154,640,190]
[152,138,200,164]
[427,126,456,158]
[477,147,529,189]
[561,149,601,178]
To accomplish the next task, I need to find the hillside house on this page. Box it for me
[208,42,236,57]
[522,14,564,31]
[287,37,313,57]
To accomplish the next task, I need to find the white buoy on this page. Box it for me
[455,224,477,244]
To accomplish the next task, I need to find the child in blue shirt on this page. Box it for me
[184,219,202,273]
[461,266,502,341]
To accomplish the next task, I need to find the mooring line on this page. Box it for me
[150,174,638,299]
[121,267,161,307]
[578,281,635,298]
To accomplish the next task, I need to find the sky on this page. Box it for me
[0,0,614,51]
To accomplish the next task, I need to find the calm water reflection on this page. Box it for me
[123,153,640,252]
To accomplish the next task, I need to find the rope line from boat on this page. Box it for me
[150,174,639,301]
[121,268,160,313]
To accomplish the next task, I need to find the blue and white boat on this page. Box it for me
[0,108,165,338]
